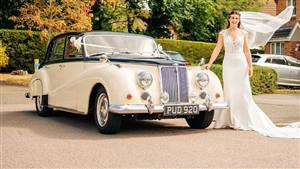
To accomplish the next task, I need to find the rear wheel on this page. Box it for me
[93,87,122,134]
[35,95,53,116]
[185,110,214,129]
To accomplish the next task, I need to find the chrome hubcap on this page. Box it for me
[96,93,109,127]
[36,95,43,111]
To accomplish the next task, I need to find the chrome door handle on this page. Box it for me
[59,64,65,68]
[44,65,50,69]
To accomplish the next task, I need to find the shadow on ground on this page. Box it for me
[2,110,208,140]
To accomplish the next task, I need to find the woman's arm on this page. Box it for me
[243,31,253,77]
[202,33,224,69]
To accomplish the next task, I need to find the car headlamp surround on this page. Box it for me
[195,72,209,88]
[136,71,153,89]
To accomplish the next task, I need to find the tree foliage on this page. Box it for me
[145,0,266,42]
[0,0,34,29]
[7,0,267,42]
[92,0,150,33]
[10,0,95,42]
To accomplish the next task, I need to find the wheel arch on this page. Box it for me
[88,83,107,115]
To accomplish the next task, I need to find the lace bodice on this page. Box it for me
[220,29,247,54]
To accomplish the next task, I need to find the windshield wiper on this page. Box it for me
[114,51,144,56]
[89,52,112,57]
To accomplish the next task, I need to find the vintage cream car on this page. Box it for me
[26,32,228,134]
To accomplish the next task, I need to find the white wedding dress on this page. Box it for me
[213,29,300,138]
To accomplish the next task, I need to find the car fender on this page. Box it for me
[187,66,224,103]
[29,69,51,97]
[77,62,159,114]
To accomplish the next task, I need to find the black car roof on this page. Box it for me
[52,31,154,40]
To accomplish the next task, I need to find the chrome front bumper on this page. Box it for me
[109,102,229,114]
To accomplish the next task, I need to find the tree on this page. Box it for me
[92,0,150,33]
[10,0,95,42]
[0,0,34,29]
[145,0,266,42]
[145,0,193,39]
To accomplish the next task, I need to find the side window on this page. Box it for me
[252,55,261,63]
[49,37,65,62]
[271,58,287,65]
[65,36,83,59]
[265,58,272,63]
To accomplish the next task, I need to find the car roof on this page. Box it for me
[252,54,296,58]
[53,31,154,40]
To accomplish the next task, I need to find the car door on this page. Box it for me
[285,57,300,85]
[265,56,290,84]
[54,35,85,110]
[43,36,66,106]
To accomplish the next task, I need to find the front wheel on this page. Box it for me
[94,88,122,134]
[35,95,53,116]
[185,110,214,129]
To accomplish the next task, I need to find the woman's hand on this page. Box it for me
[248,66,253,77]
[201,63,211,70]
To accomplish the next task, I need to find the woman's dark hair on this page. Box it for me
[227,10,241,28]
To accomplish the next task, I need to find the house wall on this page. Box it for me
[260,0,277,15]
[264,0,300,59]
[277,0,300,25]
[264,41,300,60]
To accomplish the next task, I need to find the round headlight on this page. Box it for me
[195,72,209,88]
[136,71,153,89]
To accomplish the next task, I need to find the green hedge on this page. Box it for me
[211,64,277,95]
[156,39,224,64]
[0,29,46,73]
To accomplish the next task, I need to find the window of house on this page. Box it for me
[287,0,296,15]
[270,42,284,55]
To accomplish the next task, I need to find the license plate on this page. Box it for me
[164,105,199,116]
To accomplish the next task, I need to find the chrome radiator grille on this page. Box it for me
[160,66,189,103]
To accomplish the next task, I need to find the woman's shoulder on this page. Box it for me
[239,28,248,36]
[219,29,227,36]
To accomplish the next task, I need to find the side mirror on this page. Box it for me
[99,55,109,63]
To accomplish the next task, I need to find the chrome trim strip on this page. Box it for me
[48,105,85,114]
[209,102,230,110]
[176,66,180,102]
[109,102,229,114]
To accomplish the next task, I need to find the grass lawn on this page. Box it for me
[274,88,300,94]
[0,73,32,86]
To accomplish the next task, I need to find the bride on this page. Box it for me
[202,8,300,138]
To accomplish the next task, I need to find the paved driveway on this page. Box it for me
[1,84,299,168]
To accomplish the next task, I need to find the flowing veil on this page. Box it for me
[240,6,294,49]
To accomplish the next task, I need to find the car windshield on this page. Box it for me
[252,55,261,63]
[166,52,185,61]
[285,56,300,67]
[82,34,159,58]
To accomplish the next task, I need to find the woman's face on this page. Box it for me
[228,14,240,27]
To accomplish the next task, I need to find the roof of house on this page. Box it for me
[272,25,294,38]
[270,20,299,40]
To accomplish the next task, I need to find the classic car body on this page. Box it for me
[252,54,300,87]
[26,32,229,134]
